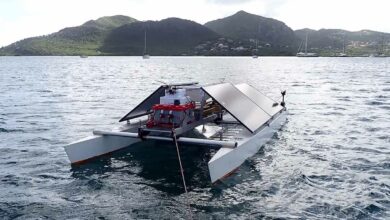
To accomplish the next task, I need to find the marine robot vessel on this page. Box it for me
[64,82,287,183]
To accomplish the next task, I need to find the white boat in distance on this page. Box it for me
[64,82,288,183]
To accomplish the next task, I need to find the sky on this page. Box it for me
[1,0,389,47]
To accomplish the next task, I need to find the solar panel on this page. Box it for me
[119,86,165,122]
[202,83,271,133]
[235,83,283,117]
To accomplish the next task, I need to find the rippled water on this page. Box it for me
[0,56,389,219]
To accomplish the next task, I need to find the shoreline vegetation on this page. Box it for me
[1,11,389,57]
[2,55,385,57]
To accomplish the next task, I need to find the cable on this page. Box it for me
[172,130,193,219]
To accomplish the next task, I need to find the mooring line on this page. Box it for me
[172,130,193,219]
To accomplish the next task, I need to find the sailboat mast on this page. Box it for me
[144,30,147,55]
[343,34,346,54]
[381,35,385,55]
[305,31,308,54]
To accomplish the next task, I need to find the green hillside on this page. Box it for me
[204,11,298,48]
[0,15,137,56]
[295,29,390,56]
[101,18,220,55]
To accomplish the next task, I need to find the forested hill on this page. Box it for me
[295,29,390,56]
[205,10,297,47]
[101,18,220,56]
[0,15,138,56]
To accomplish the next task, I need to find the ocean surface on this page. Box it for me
[0,56,389,219]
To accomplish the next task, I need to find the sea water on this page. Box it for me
[0,56,389,219]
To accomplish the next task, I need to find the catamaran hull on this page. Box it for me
[208,110,288,183]
[65,135,141,164]
[65,110,287,183]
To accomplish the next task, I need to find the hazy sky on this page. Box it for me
[1,0,389,47]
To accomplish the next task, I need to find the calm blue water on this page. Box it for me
[0,56,389,219]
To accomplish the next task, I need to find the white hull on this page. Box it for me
[65,134,140,164]
[64,122,141,164]
[208,110,287,182]
[296,52,318,57]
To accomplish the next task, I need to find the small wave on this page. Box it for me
[331,106,347,110]
[306,174,334,183]
[379,105,390,110]
[380,162,390,169]
[0,128,25,133]
[308,102,327,106]
[51,94,66,97]
[20,137,51,143]
[312,130,328,135]
[376,95,389,99]
[353,147,383,154]
[1,174,33,187]
[292,84,304,87]
[323,111,344,116]
[37,174,65,180]
[377,136,389,140]
[366,101,384,106]
[365,127,381,132]
[356,117,373,122]
[337,97,351,102]
[364,203,384,214]
[36,89,52,93]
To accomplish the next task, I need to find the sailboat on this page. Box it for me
[297,31,318,57]
[252,24,260,59]
[252,39,258,58]
[337,34,348,57]
[374,35,387,57]
[142,30,150,59]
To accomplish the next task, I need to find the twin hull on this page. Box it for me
[64,111,287,183]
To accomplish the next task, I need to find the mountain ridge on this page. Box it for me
[205,10,297,46]
[0,11,389,56]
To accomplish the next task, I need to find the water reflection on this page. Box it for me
[70,140,213,194]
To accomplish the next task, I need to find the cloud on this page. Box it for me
[275,0,390,31]
[262,0,288,17]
